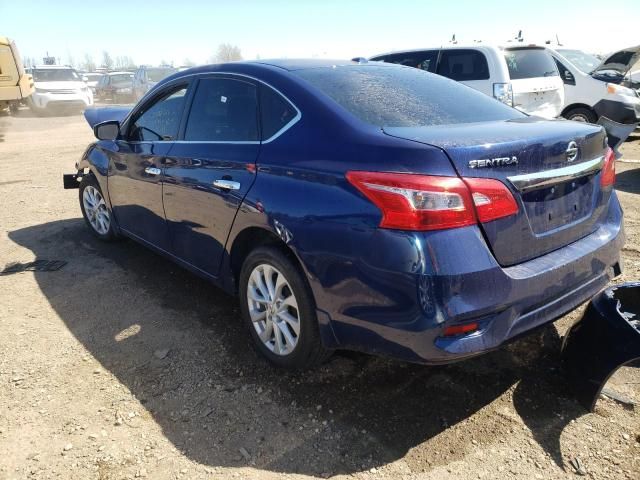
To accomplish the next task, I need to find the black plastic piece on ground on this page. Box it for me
[63,173,80,189]
[562,282,640,411]
[1,260,67,275]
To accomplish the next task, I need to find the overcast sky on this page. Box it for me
[3,0,639,67]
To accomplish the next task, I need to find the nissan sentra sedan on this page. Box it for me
[64,59,624,369]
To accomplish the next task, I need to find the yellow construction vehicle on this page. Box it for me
[0,37,34,113]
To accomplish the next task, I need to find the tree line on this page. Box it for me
[22,43,244,71]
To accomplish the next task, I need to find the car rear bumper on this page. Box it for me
[312,193,624,364]
[31,92,93,110]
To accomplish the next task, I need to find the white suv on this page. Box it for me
[370,45,564,119]
[28,65,93,114]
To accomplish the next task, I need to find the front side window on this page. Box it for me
[294,65,523,128]
[260,85,297,140]
[184,77,258,142]
[504,48,558,80]
[129,86,188,141]
[437,50,489,81]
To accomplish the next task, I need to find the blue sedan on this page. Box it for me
[65,59,624,369]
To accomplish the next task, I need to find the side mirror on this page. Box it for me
[94,120,120,141]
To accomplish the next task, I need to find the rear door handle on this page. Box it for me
[213,179,241,190]
[144,167,162,176]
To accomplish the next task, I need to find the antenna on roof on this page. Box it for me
[556,34,563,46]
[516,30,523,43]
[450,34,457,45]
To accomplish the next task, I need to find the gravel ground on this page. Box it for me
[0,110,638,480]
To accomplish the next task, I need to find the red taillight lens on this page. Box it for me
[600,147,616,188]
[464,178,519,223]
[346,171,518,231]
[345,171,476,231]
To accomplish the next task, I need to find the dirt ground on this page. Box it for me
[0,110,638,480]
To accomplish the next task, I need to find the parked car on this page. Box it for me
[28,65,93,114]
[83,72,104,95]
[132,65,177,101]
[0,36,34,113]
[550,46,640,124]
[370,45,565,119]
[94,72,134,103]
[66,60,623,369]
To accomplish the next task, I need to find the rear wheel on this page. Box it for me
[238,246,331,369]
[79,175,117,241]
[563,107,597,124]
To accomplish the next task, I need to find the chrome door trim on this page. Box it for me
[507,156,604,193]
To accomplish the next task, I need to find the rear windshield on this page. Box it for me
[504,48,558,80]
[32,68,80,82]
[147,68,176,82]
[293,65,523,127]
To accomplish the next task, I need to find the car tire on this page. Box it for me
[79,174,118,242]
[238,246,332,369]
[563,107,597,124]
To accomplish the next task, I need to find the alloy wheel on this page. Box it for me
[82,185,110,235]
[247,264,300,356]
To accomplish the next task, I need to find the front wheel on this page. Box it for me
[238,246,331,369]
[563,107,597,124]
[79,175,117,241]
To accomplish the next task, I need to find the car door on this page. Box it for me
[162,75,261,277]
[107,83,189,251]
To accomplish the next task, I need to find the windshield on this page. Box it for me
[556,49,601,74]
[147,68,176,82]
[32,68,80,82]
[111,74,133,86]
[293,65,523,128]
[504,48,558,79]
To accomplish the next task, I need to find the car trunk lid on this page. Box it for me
[384,117,610,266]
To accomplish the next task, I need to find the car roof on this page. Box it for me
[32,65,76,69]
[370,45,503,58]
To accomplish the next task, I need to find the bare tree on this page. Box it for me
[182,58,196,67]
[210,43,243,63]
[115,55,136,70]
[102,51,113,70]
[82,53,96,72]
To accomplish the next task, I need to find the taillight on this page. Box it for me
[601,147,616,188]
[346,171,518,231]
[463,178,519,223]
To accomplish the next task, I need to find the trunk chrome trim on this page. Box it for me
[507,156,604,193]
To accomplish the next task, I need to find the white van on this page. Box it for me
[370,45,565,119]
[549,46,640,125]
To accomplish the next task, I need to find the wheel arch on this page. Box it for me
[561,103,598,119]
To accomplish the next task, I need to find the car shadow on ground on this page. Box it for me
[8,219,589,475]
[616,165,640,195]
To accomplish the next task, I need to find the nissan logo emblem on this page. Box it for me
[566,141,579,162]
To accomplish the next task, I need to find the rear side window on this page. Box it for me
[184,77,258,142]
[294,65,523,127]
[504,48,558,80]
[260,86,298,140]
[372,51,438,72]
[129,86,187,141]
[437,49,489,81]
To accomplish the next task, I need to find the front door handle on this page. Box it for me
[213,179,241,190]
[144,166,162,176]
